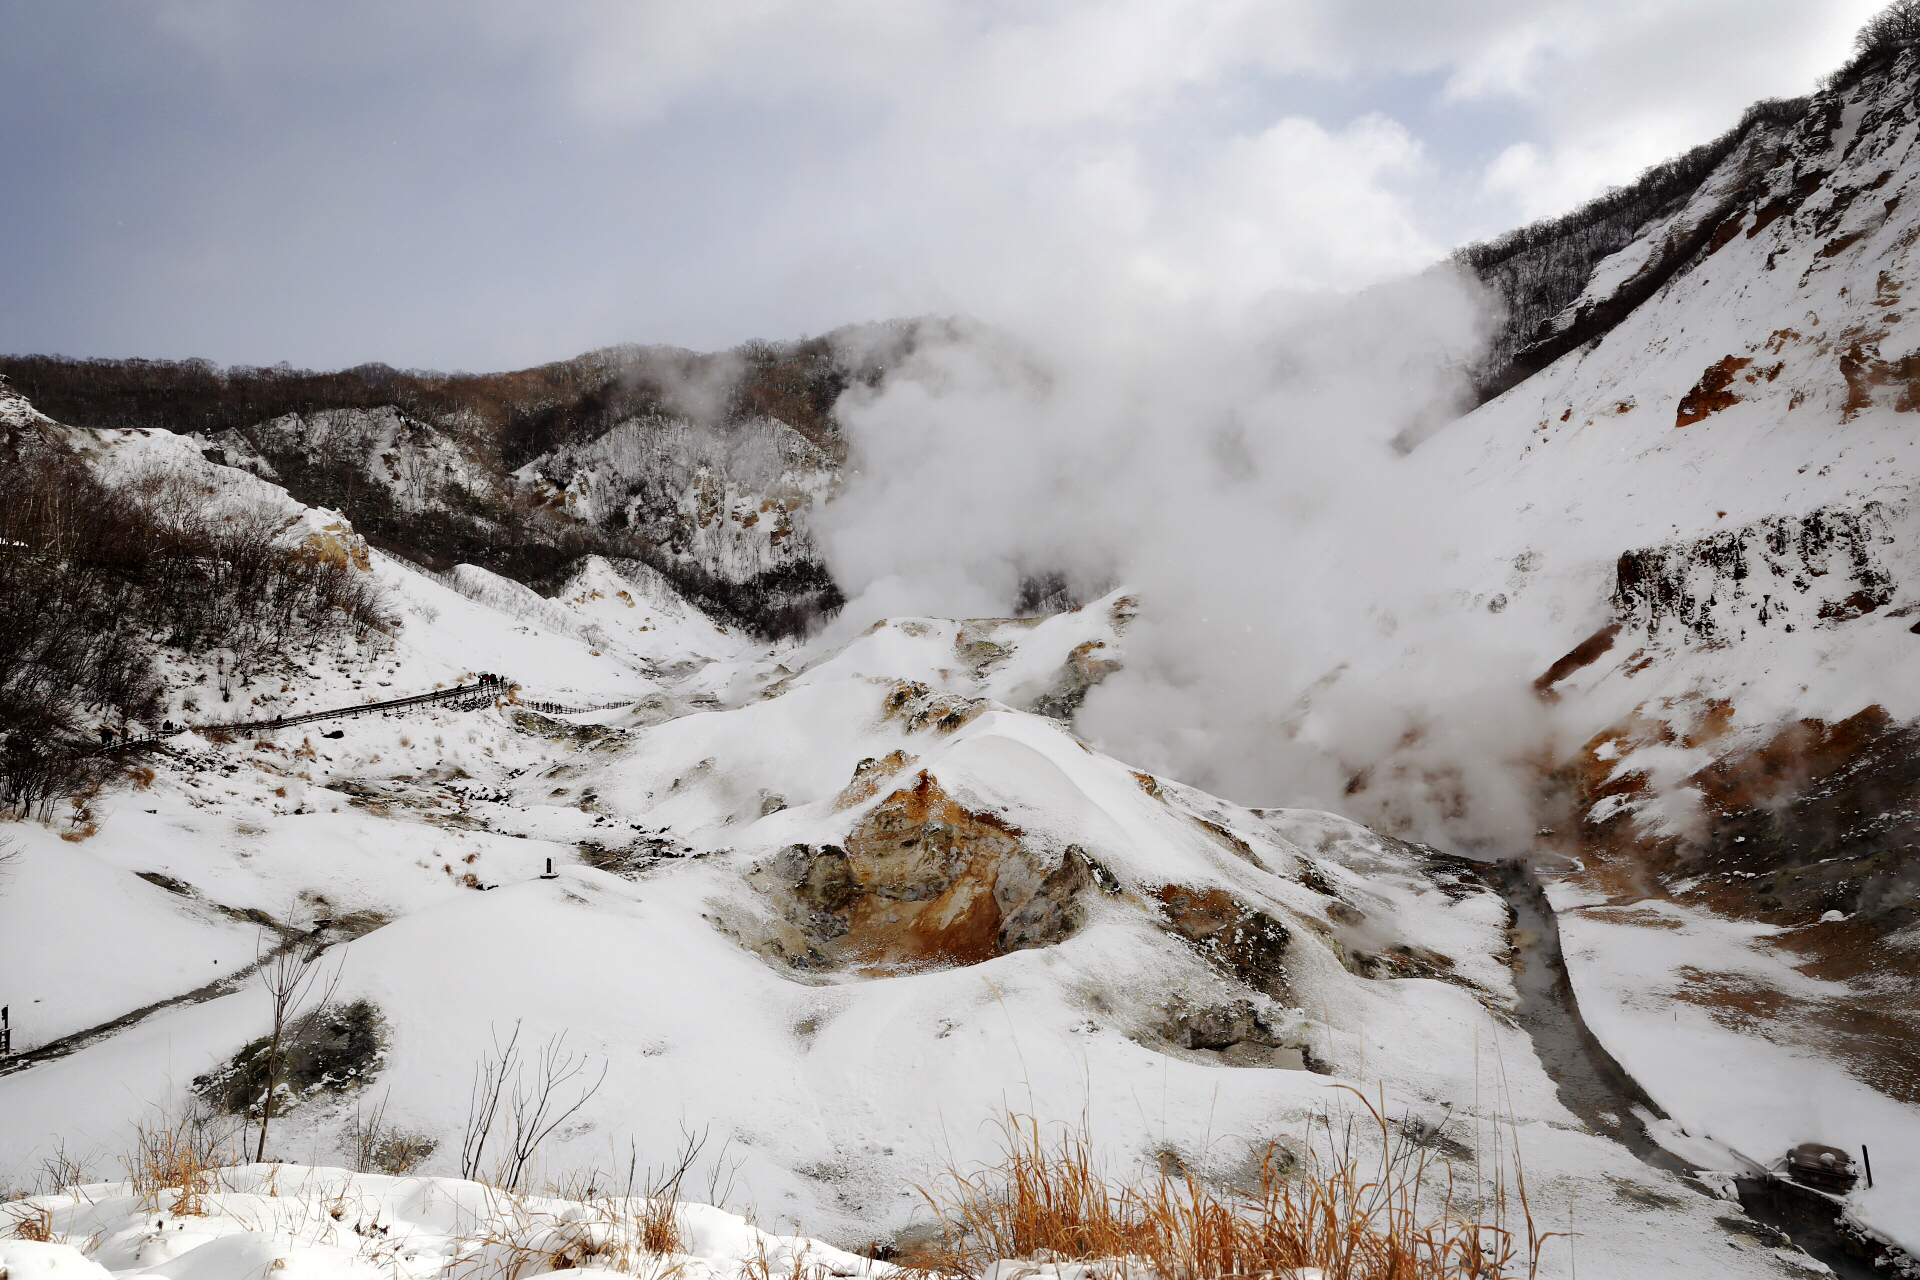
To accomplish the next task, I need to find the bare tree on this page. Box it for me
[253,935,344,1163]
[461,1021,606,1190]
[1859,0,1920,52]
[461,1021,522,1181]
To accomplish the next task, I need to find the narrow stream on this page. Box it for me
[1487,858,1904,1280]
[1485,859,1693,1175]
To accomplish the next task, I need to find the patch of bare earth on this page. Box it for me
[1545,701,1920,1104]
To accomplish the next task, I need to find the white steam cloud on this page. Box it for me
[813,269,1558,853]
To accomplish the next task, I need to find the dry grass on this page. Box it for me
[452,1189,689,1280]
[4,1200,56,1240]
[913,1095,1562,1280]
[740,1232,838,1280]
[124,1100,244,1215]
[452,1128,717,1280]
[344,1093,438,1177]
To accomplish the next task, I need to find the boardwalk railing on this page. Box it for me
[88,675,636,752]
[84,675,515,751]
[519,697,638,716]
[207,675,515,737]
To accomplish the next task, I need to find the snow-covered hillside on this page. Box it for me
[1375,44,1920,1265]
[520,415,836,587]
[205,407,501,518]
[0,404,1846,1277]
[11,42,1920,1280]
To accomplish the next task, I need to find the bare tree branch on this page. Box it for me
[460,1022,605,1190]
[252,933,344,1163]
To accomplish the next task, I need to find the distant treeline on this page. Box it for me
[0,338,851,469]
[1456,0,1920,399]
[0,337,877,640]
[0,415,390,818]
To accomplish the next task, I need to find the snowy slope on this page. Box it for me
[16,57,1920,1270]
[520,416,835,585]
[1,1167,889,1280]
[204,407,500,517]
[1378,47,1920,1259]
[0,576,1829,1277]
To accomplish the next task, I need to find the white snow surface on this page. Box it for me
[1368,54,1920,1264]
[0,574,1823,1278]
[17,59,1920,1275]
[0,1167,888,1280]
[1550,888,1920,1255]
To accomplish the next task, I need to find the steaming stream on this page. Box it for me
[1491,859,1904,1279]
[1489,860,1692,1174]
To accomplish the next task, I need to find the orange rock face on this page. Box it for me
[773,771,1090,971]
[1674,356,1753,427]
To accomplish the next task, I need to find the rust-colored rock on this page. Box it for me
[1533,622,1623,694]
[764,773,1096,972]
[880,681,985,734]
[832,749,918,810]
[1030,639,1123,721]
[1838,342,1920,418]
[1675,356,1753,427]
[296,524,372,571]
[1155,884,1291,999]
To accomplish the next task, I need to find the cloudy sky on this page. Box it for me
[0,0,1881,372]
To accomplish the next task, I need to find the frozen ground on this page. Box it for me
[11,58,1920,1276]
[0,1166,889,1280]
[0,572,1850,1278]
[1548,882,1920,1255]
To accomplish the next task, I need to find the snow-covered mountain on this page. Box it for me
[10,38,1920,1280]
[518,414,835,588]
[0,390,1827,1278]
[1383,42,1920,1268]
[0,331,925,640]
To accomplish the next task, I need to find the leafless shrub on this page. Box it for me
[0,414,393,818]
[253,937,345,1162]
[39,1140,95,1194]
[344,1091,437,1176]
[124,1096,244,1214]
[462,1022,607,1191]
[1858,0,1920,52]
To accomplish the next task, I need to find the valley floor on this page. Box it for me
[4,572,1905,1278]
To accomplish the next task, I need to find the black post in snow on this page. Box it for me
[540,858,558,880]
[1863,1144,1874,1189]
[1,1004,10,1057]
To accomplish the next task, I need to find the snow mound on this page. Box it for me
[3,1167,890,1280]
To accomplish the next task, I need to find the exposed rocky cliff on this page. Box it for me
[0,325,922,637]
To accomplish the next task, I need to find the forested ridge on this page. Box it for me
[0,406,391,818]
[0,335,899,638]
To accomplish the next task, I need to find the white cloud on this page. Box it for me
[0,0,1895,366]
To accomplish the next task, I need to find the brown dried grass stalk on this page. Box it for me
[916,1092,1561,1280]
[4,1202,56,1241]
[124,1102,242,1216]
